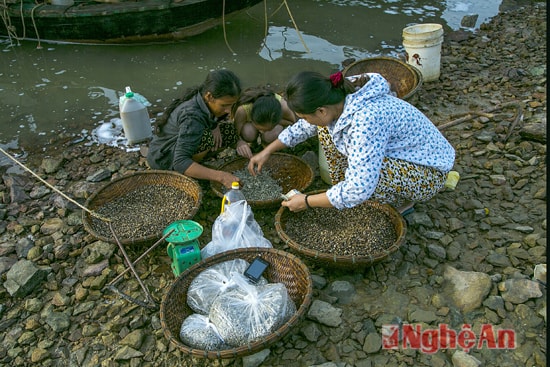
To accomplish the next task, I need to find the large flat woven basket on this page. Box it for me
[343,56,422,100]
[160,247,313,359]
[82,170,202,246]
[211,152,314,209]
[275,190,407,269]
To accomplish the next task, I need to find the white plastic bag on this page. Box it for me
[179,313,228,350]
[201,200,272,259]
[187,258,264,314]
[208,273,296,347]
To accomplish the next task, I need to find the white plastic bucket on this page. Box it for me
[402,23,443,82]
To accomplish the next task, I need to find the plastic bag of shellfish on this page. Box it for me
[208,273,296,347]
[179,313,230,350]
[186,258,267,315]
[201,200,272,259]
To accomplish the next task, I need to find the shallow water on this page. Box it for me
[0,0,503,155]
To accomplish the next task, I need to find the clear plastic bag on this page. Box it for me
[187,258,266,314]
[208,273,296,347]
[179,313,229,350]
[201,200,272,259]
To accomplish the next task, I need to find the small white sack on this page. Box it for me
[208,273,296,347]
[187,259,249,315]
[179,313,229,350]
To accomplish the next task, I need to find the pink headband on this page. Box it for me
[329,71,344,88]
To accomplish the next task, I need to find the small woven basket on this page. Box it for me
[160,247,313,359]
[82,170,202,246]
[343,56,422,100]
[275,190,407,269]
[211,153,314,209]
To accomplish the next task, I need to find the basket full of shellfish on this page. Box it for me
[275,190,407,269]
[82,170,203,246]
[160,247,313,359]
[210,152,314,209]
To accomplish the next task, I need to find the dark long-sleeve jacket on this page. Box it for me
[147,93,216,173]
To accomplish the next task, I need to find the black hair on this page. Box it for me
[232,86,282,128]
[156,69,241,131]
[285,71,355,114]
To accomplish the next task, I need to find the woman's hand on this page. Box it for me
[220,171,241,190]
[281,194,308,212]
[236,140,253,159]
[211,125,222,151]
[247,150,271,176]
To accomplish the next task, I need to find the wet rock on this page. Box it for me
[0,257,17,275]
[243,349,270,367]
[326,280,355,304]
[520,123,546,143]
[498,278,543,303]
[307,300,343,327]
[3,259,50,297]
[362,333,382,354]
[443,266,492,312]
[40,157,64,174]
[461,14,479,28]
[452,350,481,367]
[86,168,112,182]
[533,264,546,283]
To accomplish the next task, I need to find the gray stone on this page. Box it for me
[486,253,512,267]
[0,257,17,275]
[326,280,355,304]
[4,260,50,297]
[482,295,505,312]
[44,311,71,333]
[406,212,433,227]
[408,308,438,323]
[114,345,143,360]
[427,244,446,260]
[243,349,270,367]
[311,274,327,289]
[498,278,543,303]
[443,266,492,312]
[307,300,343,327]
[301,321,322,342]
[452,350,481,367]
[362,333,382,354]
[86,169,112,182]
[15,237,34,258]
[40,157,64,174]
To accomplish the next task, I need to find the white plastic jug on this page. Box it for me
[119,86,152,145]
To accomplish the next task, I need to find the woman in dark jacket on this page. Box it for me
[147,69,242,189]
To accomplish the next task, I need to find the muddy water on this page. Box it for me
[0,0,503,152]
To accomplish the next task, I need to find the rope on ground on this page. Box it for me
[0,146,111,222]
[437,100,524,143]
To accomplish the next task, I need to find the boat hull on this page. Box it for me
[1,0,262,44]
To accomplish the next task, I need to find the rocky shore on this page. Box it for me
[0,2,546,367]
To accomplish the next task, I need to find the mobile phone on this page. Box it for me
[244,257,269,283]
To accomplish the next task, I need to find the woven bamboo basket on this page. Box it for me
[211,152,314,209]
[82,170,202,246]
[275,190,407,269]
[160,247,313,359]
[343,56,422,100]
